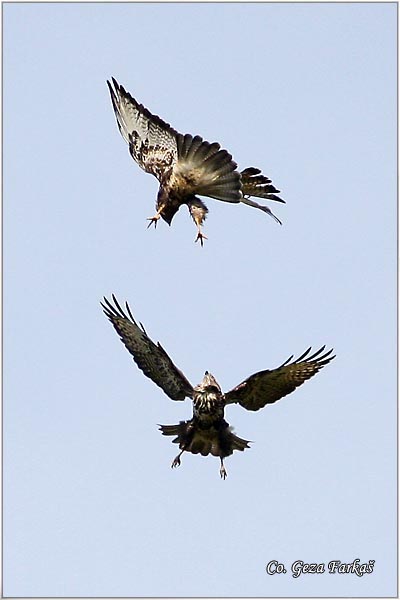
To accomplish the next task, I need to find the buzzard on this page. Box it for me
[107,78,284,245]
[102,295,335,479]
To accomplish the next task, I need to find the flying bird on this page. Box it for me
[101,295,335,479]
[107,78,284,245]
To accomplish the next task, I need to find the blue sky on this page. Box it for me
[4,2,397,597]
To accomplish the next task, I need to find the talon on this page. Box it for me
[147,215,160,229]
[220,459,227,480]
[171,456,181,469]
[195,232,208,246]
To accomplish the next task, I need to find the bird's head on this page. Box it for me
[196,371,222,393]
[157,187,179,225]
[160,205,180,225]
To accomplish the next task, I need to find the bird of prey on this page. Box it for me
[107,78,284,245]
[101,295,335,479]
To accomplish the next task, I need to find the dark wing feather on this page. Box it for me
[240,167,284,203]
[101,295,193,401]
[240,167,285,224]
[224,347,335,411]
[107,78,178,180]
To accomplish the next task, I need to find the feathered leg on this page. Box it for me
[187,197,209,246]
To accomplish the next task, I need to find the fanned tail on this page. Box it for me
[159,419,251,458]
[175,134,242,203]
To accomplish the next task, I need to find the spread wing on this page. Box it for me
[240,167,285,224]
[224,347,334,411]
[101,295,193,401]
[107,77,179,181]
[107,78,241,202]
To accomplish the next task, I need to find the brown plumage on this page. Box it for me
[107,78,284,244]
[102,295,335,479]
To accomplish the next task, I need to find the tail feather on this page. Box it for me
[202,148,229,166]
[192,140,221,163]
[178,134,203,157]
[175,134,242,203]
[158,423,182,438]
[226,427,252,452]
[159,419,251,458]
